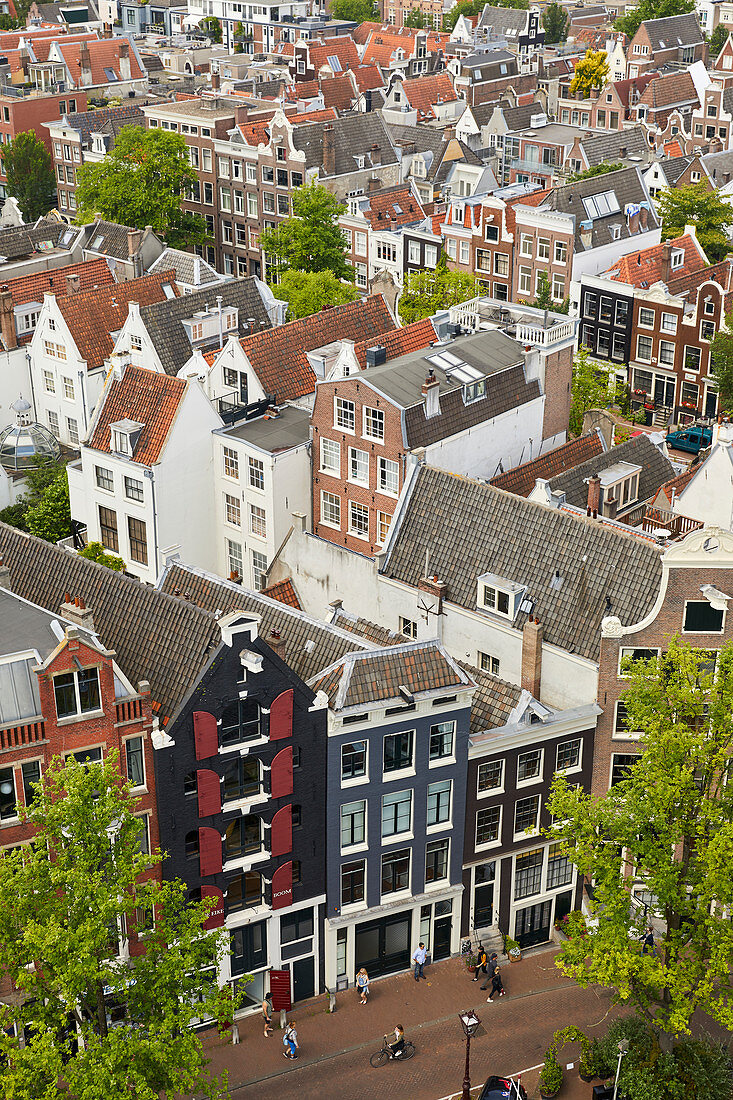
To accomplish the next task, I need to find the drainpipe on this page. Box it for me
[143,466,160,576]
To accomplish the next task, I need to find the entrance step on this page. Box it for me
[472,926,505,957]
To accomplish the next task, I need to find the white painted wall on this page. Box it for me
[571,228,663,284]
[673,438,733,530]
[0,347,32,422]
[29,295,101,448]
[424,395,546,480]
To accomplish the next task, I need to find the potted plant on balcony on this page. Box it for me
[539,1046,563,1099]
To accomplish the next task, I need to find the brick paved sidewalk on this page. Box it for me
[197,947,622,1099]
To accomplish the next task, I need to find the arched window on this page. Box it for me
[226,870,262,913]
[224,815,261,859]
[220,698,261,746]
[184,771,196,796]
[185,830,199,859]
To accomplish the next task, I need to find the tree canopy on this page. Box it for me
[569,49,609,97]
[567,161,623,182]
[569,343,608,436]
[614,0,694,39]
[542,2,568,43]
[398,259,479,323]
[75,127,208,250]
[78,540,127,572]
[655,183,733,263]
[0,463,71,544]
[3,131,56,223]
[274,269,359,320]
[0,753,239,1099]
[260,181,353,281]
[329,0,378,21]
[709,24,729,58]
[548,639,733,1042]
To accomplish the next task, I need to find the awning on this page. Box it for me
[183,13,202,26]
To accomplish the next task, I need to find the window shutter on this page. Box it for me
[197,769,221,817]
[270,968,292,1012]
[271,861,293,910]
[194,711,218,761]
[270,804,292,858]
[269,688,293,740]
[270,745,293,798]
[201,885,225,930]
[198,826,223,876]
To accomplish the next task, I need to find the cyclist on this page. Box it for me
[388,1024,405,1057]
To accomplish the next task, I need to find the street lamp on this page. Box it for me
[612,1039,629,1100]
[459,1009,481,1100]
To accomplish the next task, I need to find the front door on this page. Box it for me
[654,375,675,408]
[292,956,314,1003]
[354,912,412,978]
[473,861,496,930]
[514,900,552,948]
[433,916,452,960]
[706,388,719,418]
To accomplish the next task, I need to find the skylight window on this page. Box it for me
[582,190,621,219]
[103,67,118,81]
[92,235,104,249]
[328,55,342,71]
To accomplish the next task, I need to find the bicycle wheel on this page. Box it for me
[401,1042,415,1060]
[370,1049,389,1068]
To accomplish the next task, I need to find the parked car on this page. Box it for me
[665,425,712,454]
[478,1075,528,1100]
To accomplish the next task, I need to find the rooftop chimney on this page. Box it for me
[0,283,16,351]
[422,367,440,418]
[660,239,672,284]
[368,174,380,193]
[65,272,81,295]
[78,40,92,87]
[128,227,143,261]
[586,473,601,518]
[323,124,335,177]
[60,595,95,633]
[211,69,220,91]
[118,37,131,82]
[0,558,10,590]
[269,628,286,661]
[521,617,543,699]
[370,142,381,165]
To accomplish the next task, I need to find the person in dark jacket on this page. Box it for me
[486,965,506,1002]
[480,952,499,990]
[471,945,488,980]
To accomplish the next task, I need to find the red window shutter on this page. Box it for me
[271,861,293,910]
[197,769,221,817]
[270,969,292,1012]
[201,885,225,930]
[194,711,218,761]
[199,826,223,876]
[269,688,293,740]
[270,745,293,799]
[270,804,292,858]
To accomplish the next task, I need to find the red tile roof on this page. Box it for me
[490,432,606,496]
[57,270,179,370]
[88,366,185,465]
[308,35,360,74]
[363,30,418,67]
[238,107,337,145]
[401,71,457,120]
[353,318,437,368]
[604,72,656,107]
[5,258,115,308]
[352,20,383,45]
[352,64,385,92]
[320,73,357,112]
[55,38,145,88]
[663,138,683,157]
[604,233,706,287]
[234,295,396,402]
[656,465,699,504]
[361,185,425,228]
[260,578,302,608]
[636,70,697,111]
[286,78,318,100]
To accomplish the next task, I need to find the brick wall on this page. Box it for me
[541,344,573,442]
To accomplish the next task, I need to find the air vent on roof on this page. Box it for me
[366,344,386,367]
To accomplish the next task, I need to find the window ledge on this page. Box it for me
[223,849,269,873]
[382,767,416,784]
[340,842,369,856]
[429,757,456,769]
[477,787,504,799]
[475,839,501,852]
[426,820,451,835]
[381,831,414,846]
[515,777,543,790]
[222,793,268,815]
[513,829,540,843]
[56,709,105,726]
[341,776,369,789]
[219,736,268,755]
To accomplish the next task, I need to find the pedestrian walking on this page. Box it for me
[641,926,655,955]
[261,991,274,1037]
[282,1021,299,1059]
[356,967,370,1004]
[471,944,488,981]
[480,952,499,990]
[486,965,506,1003]
[412,941,428,981]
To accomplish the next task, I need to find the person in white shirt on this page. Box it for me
[412,942,427,982]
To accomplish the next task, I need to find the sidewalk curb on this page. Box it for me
[221,981,576,1096]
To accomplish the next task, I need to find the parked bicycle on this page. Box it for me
[370,1034,416,1068]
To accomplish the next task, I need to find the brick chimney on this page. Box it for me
[65,272,81,295]
[211,69,220,91]
[417,573,448,613]
[367,175,380,193]
[660,240,672,284]
[0,283,16,350]
[269,628,286,661]
[586,473,601,517]
[78,40,92,87]
[118,37,131,82]
[370,142,381,166]
[128,227,143,261]
[521,617,543,698]
[422,368,441,418]
[60,595,95,633]
[323,124,335,177]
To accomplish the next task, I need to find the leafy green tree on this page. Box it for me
[398,257,479,323]
[569,343,608,435]
[656,182,733,263]
[614,0,694,39]
[78,540,127,572]
[76,126,208,250]
[3,131,56,222]
[260,181,352,280]
[23,467,71,543]
[199,15,222,40]
[709,24,729,57]
[0,753,241,1099]
[329,0,378,21]
[404,7,428,26]
[569,49,609,97]
[274,269,359,319]
[543,2,568,43]
[568,161,623,182]
[532,271,553,310]
[548,639,733,1044]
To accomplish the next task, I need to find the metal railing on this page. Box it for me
[620,504,703,539]
[516,319,575,346]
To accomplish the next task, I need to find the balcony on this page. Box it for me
[0,719,46,752]
[510,158,556,174]
[516,318,575,347]
[619,503,703,540]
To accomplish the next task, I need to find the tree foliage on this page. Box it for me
[711,312,733,410]
[78,540,127,572]
[3,131,56,222]
[274,269,359,320]
[199,15,222,41]
[709,24,729,58]
[260,181,352,280]
[656,183,733,263]
[75,127,208,250]
[329,0,378,22]
[543,2,568,43]
[568,161,623,182]
[0,754,241,1099]
[569,49,610,97]
[614,0,694,39]
[404,7,428,26]
[569,343,608,436]
[548,639,733,1041]
[398,258,479,323]
[0,463,71,543]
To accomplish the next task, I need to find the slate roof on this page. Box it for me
[545,434,675,508]
[352,318,437,368]
[498,100,545,130]
[147,248,226,289]
[477,4,528,33]
[56,270,179,371]
[292,112,397,175]
[490,432,606,497]
[382,465,663,662]
[0,217,70,261]
[307,640,473,710]
[236,295,395,402]
[701,149,733,183]
[59,103,145,147]
[541,166,659,251]
[82,219,145,261]
[640,12,703,50]
[579,125,651,168]
[330,606,409,646]
[260,578,302,608]
[4,257,115,308]
[87,366,186,465]
[659,155,693,185]
[603,232,705,286]
[139,278,271,377]
[463,663,522,733]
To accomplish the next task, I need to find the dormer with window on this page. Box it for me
[476,572,527,622]
[594,460,641,517]
[671,248,684,270]
[183,306,238,346]
[109,418,144,457]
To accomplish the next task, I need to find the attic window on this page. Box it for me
[476,572,527,622]
[163,282,176,300]
[671,249,684,269]
[327,55,342,71]
[110,418,144,457]
[92,235,105,249]
[103,67,118,82]
[582,191,621,219]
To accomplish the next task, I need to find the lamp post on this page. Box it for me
[459,1009,481,1100]
[612,1039,629,1100]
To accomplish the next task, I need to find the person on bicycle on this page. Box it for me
[388,1024,405,1057]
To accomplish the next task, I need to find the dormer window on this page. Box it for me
[476,572,527,621]
[671,249,684,269]
[110,418,144,457]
